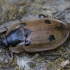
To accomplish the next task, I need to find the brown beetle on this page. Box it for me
[0,18,69,53]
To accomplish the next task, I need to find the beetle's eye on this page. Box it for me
[49,35,55,42]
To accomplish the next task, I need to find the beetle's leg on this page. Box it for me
[38,14,47,18]
[4,26,8,31]
[6,48,11,57]
[6,48,14,58]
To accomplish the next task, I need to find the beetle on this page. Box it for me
[0,17,69,53]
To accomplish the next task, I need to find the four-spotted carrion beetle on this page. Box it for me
[0,23,31,53]
[0,18,69,53]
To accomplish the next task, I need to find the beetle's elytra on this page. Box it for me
[0,18,69,53]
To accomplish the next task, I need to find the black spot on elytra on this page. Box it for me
[45,20,51,24]
[49,35,55,42]
[20,23,26,27]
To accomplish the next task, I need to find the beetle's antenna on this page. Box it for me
[38,14,47,18]
[3,26,8,37]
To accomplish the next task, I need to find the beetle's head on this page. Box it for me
[0,36,9,48]
[0,36,12,57]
